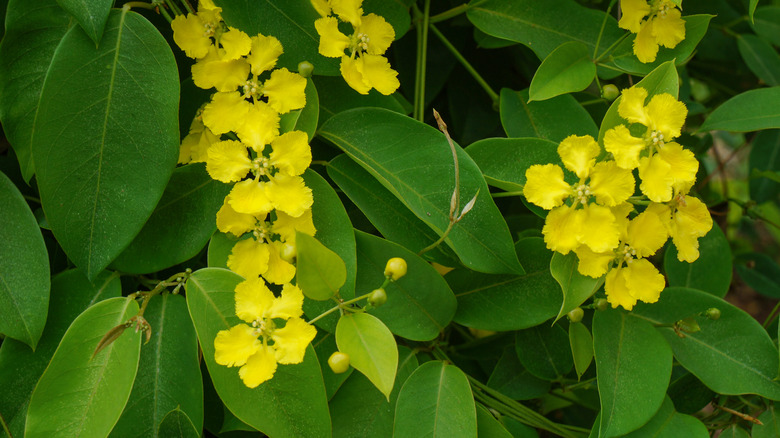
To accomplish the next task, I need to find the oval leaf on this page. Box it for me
[700,87,780,132]
[297,232,348,301]
[753,403,780,438]
[156,408,200,438]
[466,137,562,192]
[487,347,550,400]
[529,41,596,102]
[25,297,141,438]
[749,129,780,203]
[55,0,112,43]
[623,397,709,438]
[737,34,780,87]
[336,312,398,400]
[280,78,319,140]
[515,324,573,380]
[499,88,598,142]
[664,225,732,298]
[569,322,594,380]
[32,9,179,279]
[551,252,603,322]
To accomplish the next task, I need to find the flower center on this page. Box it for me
[251,317,276,337]
[252,221,272,242]
[621,245,637,264]
[243,78,261,99]
[574,183,592,204]
[252,156,271,176]
[649,130,665,147]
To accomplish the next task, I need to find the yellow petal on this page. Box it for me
[652,7,686,48]
[603,125,646,169]
[271,318,317,364]
[542,204,583,254]
[645,94,687,139]
[227,238,270,279]
[357,54,400,95]
[624,258,665,303]
[214,324,260,367]
[269,283,305,320]
[574,246,614,278]
[557,135,600,179]
[263,241,297,285]
[638,155,674,202]
[266,174,314,217]
[524,164,571,210]
[589,161,636,207]
[247,34,283,75]
[192,46,250,92]
[273,209,316,243]
[236,101,280,150]
[633,20,659,63]
[617,86,649,125]
[238,344,278,388]
[359,13,395,55]
[618,0,651,33]
[234,277,275,323]
[206,140,251,183]
[331,0,363,26]
[229,179,274,216]
[178,131,196,164]
[578,204,620,253]
[270,131,312,176]
[670,195,712,262]
[172,14,211,59]
[310,0,331,17]
[626,208,668,257]
[263,68,307,114]
[340,56,371,94]
[605,267,638,310]
[657,142,698,191]
[220,27,252,60]
[315,17,351,58]
[202,91,250,135]
[216,198,257,237]
[191,126,220,163]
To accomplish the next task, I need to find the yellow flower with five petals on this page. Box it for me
[619,0,686,63]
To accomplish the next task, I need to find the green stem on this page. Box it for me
[23,194,41,204]
[763,300,780,328]
[180,0,195,14]
[164,0,183,16]
[595,33,630,63]
[308,288,383,326]
[123,1,156,11]
[593,0,618,59]
[310,160,330,167]
[158,4,173,22]
[413,1,431,121]
[0,411,12,438]
[491,190,524,198]
[429,0,488,24]
[428,23,499,106]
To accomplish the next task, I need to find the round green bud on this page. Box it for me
[602,84,620,101]
[328,351,350,374]
[567,307,584,323]
[705,307,721,320]
[280,243,297,264]
[298,61,314,78]
[368,288,387,307]
[384,257,408,281]
[594,298,609,311]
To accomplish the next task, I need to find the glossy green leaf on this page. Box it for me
[327,154,457,265]
[664,225,732,297]
[515,324,573,380]
[569,323,594,380]
[721,425,751,438]
[754,403,780,438]
[487,347,550,400]
[314,76,406,127]
[355,231,456,341]
[598,61,679,144]
[26,297,141,438]
[466,137,562,193]
[0,270,120,438]
[610,15,713,75]
[319,108,523,275]
[667,372,714,415]
[593,309,672,438]
[450,237,562,331]
[632,287,780,400]
[297,232,347,301]
[336,312,398,400]
[111,294,203,438]
[735,252,780,298]
[466,0,622,60]
[0,0,70,181]
[32,9,179,279]
[749,129,780,203]
[217,0,340,75]
[529,42,595,102]
[738,34,780,86]
[622,397,709,438]
[700,87,780,132]
[56,0,111,43]
[476,405,513,438]
[207,232,240,269]
[112,163,231,274]
[751,6,780,46]
[0,172,50,348]
[185,268,331,438]
[329,346,419,438]
[280,78,319,140]
[551,252,603,322]
[750,0,760,23]
[156,408,200,438]
[364,0,411,39]
[394,361,476,438]
[499,88,598,142]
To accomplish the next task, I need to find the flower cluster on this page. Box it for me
[172,1,317,387]
[312,0,400,95]
[619,0,686,63]
[524,86,712,310]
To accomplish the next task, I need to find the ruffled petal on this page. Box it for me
[220,27,252,60]
[618,0,651,33]
[626,208,668,257]
[605,267,638,310]
[618,86,650,125]
[645,94,687,139]
[524,164,571,210]
[229,179,274,216]
[652,7,686,48]
[216,198,258,237]
[236,101,280,151]
[269,283,305,320]
[263,68,307,114]
[558,135,600,179]
[340,56,371,94]
[270,131,312,176]
[357,54,400,95]
[266,174,314,217]
[310,0,331,17]
[331,0,363,26]
[214,324,260,367]
[624,258,665,303]
[227,238,270,279]
[638,154,674,202]
[657,142,698,192]
[315,16,351,57]
[171,14,211,59]
[574,246,614,278]
[206,140,251,183]
[603,125,646,169]
[238,344,278,388]
[589,161,636,206]
[192,46,250,92]
[578,204,620,253]
[247,34,283,75]
[234,277,275,323]
[273,209,316,243]
[263,240,297,285]
[542,204,583,254]
[359,13,395,55]
[634,20,659,63]
[271,318,317,364]
[670,195,712,262]
[202,91,250,135]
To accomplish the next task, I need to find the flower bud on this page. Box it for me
[298,61,314,78]
[567,307,584,323]
[384,257,407,281]
[594,298,609,311]
[368,288,387,307]
[328,351,350,374]
[705,307,721,320]
[602,84,619,101]
[280,243,297,263]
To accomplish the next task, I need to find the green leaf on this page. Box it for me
[450,237,562,331]
[667,372,714,415]
[355,231,456,341]
[720,425,751,438]
[738,34,780,87]
[664,226,732,297]
[185,268,331,438]
[749,129,780,203]
[529,42,595,102]
[622,397,709,438]
[207,232,239,269]
[551,252,603,322]
[700,87,780,132]
[55,0,112,43]
[735,252,780,298]
[336,312,398,400]
[0,172,50,348]
[313,76,406,127]
[156,408,200,438]
[499,88,598,142]
[632,287,780,400]
[751,6,780,46]
[327,154,457,265]
[329,346,419,437]
[0,0,70,181]
[593,309,672,438]
[476,404,513,438]
[110,294,203,438]
[515,324,573,380]
[26,297,141,438]
[364,0,411,39]
[754,403,780,438]
[0,269,120,438]
[750,0,760,24]
[487,347,550,400]
[217,0,340,75]
[32,9,179,279]
[610,15,713,75]
[569,323,594,380]
[112,163,231,274]
[319,108,523,275]
[466,0,622,60]
[280,78,319,140]
[466,137,562,193]
[393,361,477,438]
[297,232,348,301]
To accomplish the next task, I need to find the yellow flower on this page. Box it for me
[171,13,214,59]
[331,0,363,26]
[605,259,665,310]
[235,101,280,151]
[247,34,284,75]
[206,140,252,183]
[619,0,686,63]
[201,91,251,135]
[214,279,316,388]
[192,45,251,92]
[310,0,332,17]
[228,238,270,278]
[178,117,219,164]
[220,27,253,60]
[653,190,713,262]
[262,68,307,114]
[269,131,313,176]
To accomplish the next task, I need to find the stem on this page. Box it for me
[308,286,387,326]
[164,0,183,16]
[310,160,330,167]
[0,411,12,438]
[491,190,524,198]
[595,32,630,63]
[180,0,195,14]
[762,300,780,328]
[137,270,190,317]
[123,1,156,11]
[23,194,41,204]
[593,0,618,59]
[428,23,499,105]
[429,1,488,23]
[412,1,431,121]
[418,222,455,256]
